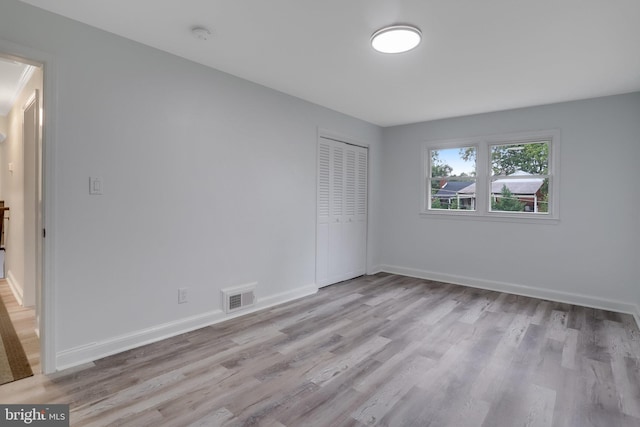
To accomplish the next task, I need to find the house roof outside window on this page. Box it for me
[434,181,474,198]
[458,172,544,196]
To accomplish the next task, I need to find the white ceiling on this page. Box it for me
[0,57,35,116]
[18,0,640,127]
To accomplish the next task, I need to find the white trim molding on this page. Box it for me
[317,127,369,149]
[368,265,384,276]
[0,62,36,116]
[379,264,640,321]
[5,271,23,306]
[55,283,318,371]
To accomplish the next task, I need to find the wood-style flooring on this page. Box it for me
[0,279,40,373]
[1,273,639,426]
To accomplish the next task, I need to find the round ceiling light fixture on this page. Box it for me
[371,25,422,54]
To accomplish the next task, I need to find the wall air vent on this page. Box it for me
[222,283,257,314]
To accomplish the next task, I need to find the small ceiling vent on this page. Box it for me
[222,283,256,314]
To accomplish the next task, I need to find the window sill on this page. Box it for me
[419,210,560,225]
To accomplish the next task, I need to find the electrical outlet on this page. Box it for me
[178,287,188,304]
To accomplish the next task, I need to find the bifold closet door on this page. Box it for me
[316,137,367,287]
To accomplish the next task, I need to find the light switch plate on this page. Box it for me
[89,177,103,195]
[178,288,188,304]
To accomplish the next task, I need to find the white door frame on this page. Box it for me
[0,39,57,374]
[23,90,40,312]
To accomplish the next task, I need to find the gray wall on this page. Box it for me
[0,0,382,369]
[379,92,640,314]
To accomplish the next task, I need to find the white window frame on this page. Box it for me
[421,129,560,223]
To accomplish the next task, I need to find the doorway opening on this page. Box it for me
[0,52,45,376]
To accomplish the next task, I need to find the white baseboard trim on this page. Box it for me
[55,283,318,371]
[256,284,318,309]
[379,264,640,318]
[367,265,383,275]
[6,270,23,306]
[633,306,640,330]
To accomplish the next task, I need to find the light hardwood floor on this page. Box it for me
[1,274,639,426]
[0,279,40,373]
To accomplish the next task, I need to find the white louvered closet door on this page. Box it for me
[316,137,368,287]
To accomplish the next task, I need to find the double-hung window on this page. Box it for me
[423,130,559,221]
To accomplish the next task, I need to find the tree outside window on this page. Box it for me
[490,141,550,214]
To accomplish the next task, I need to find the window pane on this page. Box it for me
[430,147,476,178]
[429,178,476,210]
[429,147,477,210]
[490,177,549,213]
[491,141,549,176]
[489,141,550,214]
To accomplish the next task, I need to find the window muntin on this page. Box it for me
[428,147,476,211]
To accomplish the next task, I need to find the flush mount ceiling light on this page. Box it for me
[191,26,212,41]
[371,25,422,54]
